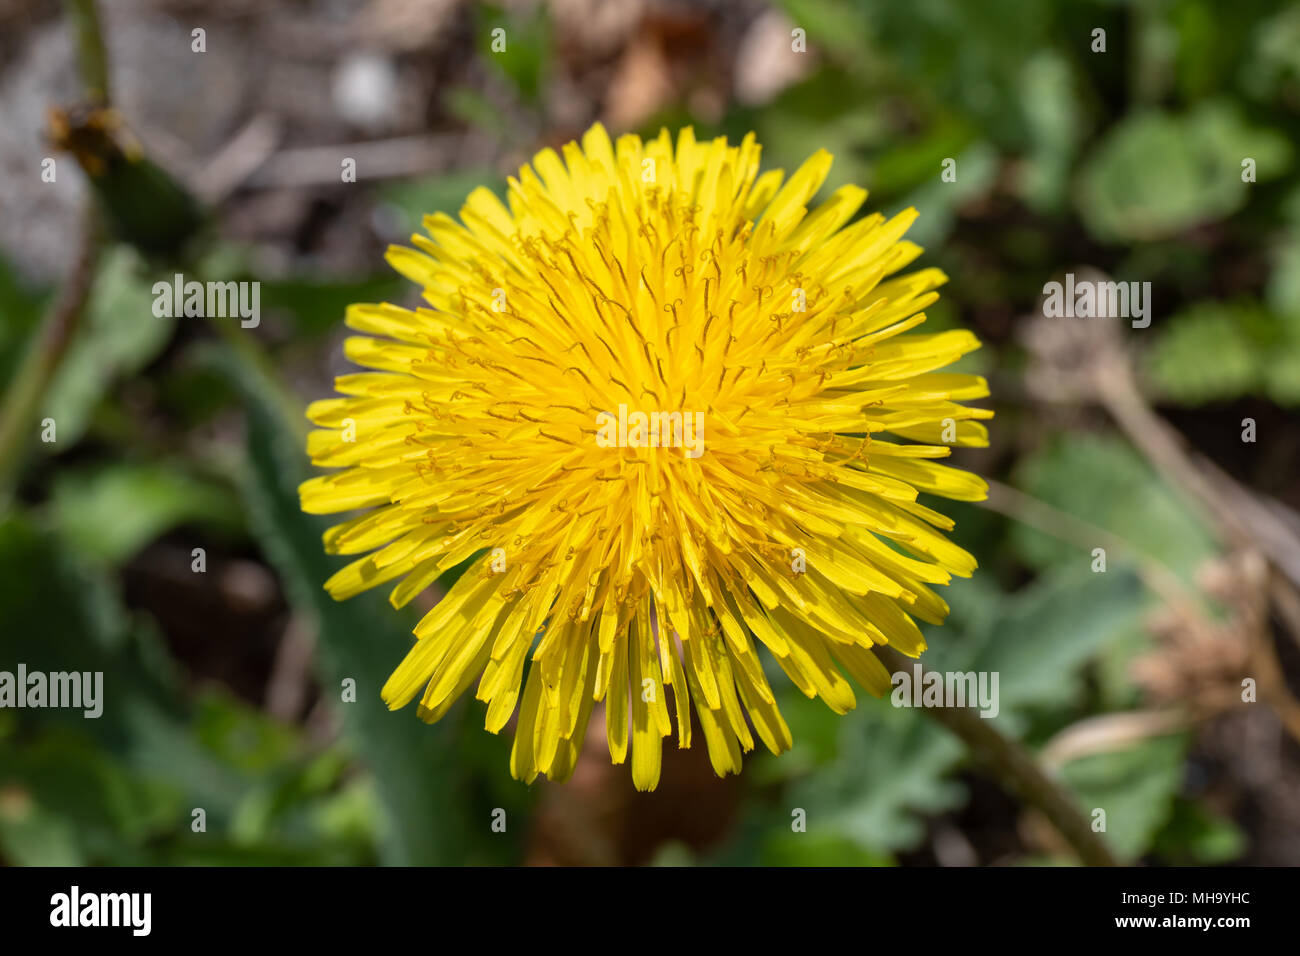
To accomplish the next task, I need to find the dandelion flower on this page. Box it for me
[300,124,991,790]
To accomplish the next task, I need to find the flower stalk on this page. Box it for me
[874,644,1119,866]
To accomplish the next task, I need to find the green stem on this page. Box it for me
[874,644,1119,866]
[0,0,110,503]
[66,0,110,104]
[0,208,102,504]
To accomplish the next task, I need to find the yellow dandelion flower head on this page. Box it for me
[300,123,991,791]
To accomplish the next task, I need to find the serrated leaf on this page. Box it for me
[956,566,1147,718]
[1059,735,1188,861]
[1010,433,1217,580]
[783,698,967,853]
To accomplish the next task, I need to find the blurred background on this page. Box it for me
[2,0,1300,866]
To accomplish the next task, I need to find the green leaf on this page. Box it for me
[443,86,511,138]
[1058,735,1188,861]
[1010,433,1218,581]
[752,563,1147,859]
[1267,228,1300,318]
[200,344,510,865]
[813,0,1052,143]
[1151,796,1248,864]
[79,140,205,258]
[1147,299,1300,407]
[43,248,177,449]
[49,462,242,563]
[1242,4,1300,99]
[0,518,238,859]
[1264,343,1300,405]
[869,116,979,196]
[762,678,967,855]
[760,830,894,866]
[1076,101,1292,242]
[891,141,999,248]
[772,0,872,61]
[952,567,1147,719]
[1017,51,1082,213]
[1145,302,1269,404]
[791,700,967,853]
[476,3,550,104]
[0,792,83,867]
[0,515,389,865]
[0,256,50,385]
[0,732,180,866]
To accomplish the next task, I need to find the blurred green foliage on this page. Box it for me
[4,0,1295,866]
